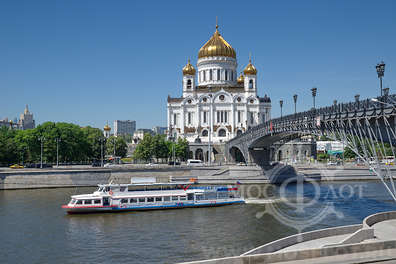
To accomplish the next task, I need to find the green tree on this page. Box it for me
[82,126,104,160]
[152,134,168,162]
[133,133,154,162]
[106,136,128,158]
[174,137,189,161]
[0,126,18,165]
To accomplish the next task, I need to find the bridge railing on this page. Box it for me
[229,94,396,144]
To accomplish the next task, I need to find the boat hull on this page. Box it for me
[62,200,244,214]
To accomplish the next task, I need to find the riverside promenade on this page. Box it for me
[0,163,390,190]
[181,211,396,264]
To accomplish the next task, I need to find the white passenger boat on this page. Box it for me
[61,180,244,214]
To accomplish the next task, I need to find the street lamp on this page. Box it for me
[38,137,45,168]
[55,138,61,167]
[208,88,213,166]
[293,94,298,115]
[355,94,360,109]
[311,87,317,108]
[98,137,106,167]
[376,61,385,96]
[279,100,283,119]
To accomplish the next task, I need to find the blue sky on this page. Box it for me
[1,0,395,130]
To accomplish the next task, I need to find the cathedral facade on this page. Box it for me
[167,24,271,146]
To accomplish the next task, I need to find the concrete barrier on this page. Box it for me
[241,224,362,256]
[363,211,396,228]
[324,228,375,247]
[181,239,396,264]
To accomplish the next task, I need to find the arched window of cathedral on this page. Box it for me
[225,70,228,81]
[209,69,213,80]
[231,71,233,81]
[202,130,208,137]
[203,97,207,103]
[218,128,226,137]
[249,79,253,89]
[187,79,192,89]
[237,129,243,136]
[203,71,206,82]
[217,69,220,80]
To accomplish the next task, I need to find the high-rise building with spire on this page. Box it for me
[18,105,35,130]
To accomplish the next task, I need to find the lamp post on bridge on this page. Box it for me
[311,87,317,109]
[355,94,360,109]
[376,61,385,97]
[293,94,298,116]
[279,100,283,119]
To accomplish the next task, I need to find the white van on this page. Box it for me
[187,159,203,166]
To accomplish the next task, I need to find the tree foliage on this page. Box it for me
[0,122,127,165]
[132,133,190,163]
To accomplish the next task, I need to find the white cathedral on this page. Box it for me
[167,24,271,147]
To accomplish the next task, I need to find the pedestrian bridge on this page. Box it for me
[226,94,396,199]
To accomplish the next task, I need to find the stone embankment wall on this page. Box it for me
[0,166,267,190]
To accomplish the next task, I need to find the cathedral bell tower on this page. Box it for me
[182,59,196,98]
[243,57,258,96]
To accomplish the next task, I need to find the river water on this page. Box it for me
[2,181,396,264]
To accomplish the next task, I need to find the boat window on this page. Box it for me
[217,192,228,199]
[180,196,187,201]
[147,197,154,203]
[205,192,217,200]
[76,200,83,204]
[111,186,119,192]
[94,199,101,204]
[128,185,145,192]
[84,200,92,205]
[187,194,194,200]
[70,199,76,204]
[121,198,128,204]
[172,196,179,201]
[195,194,204,201]
[163,196,171,202]
[130,198,137,203]
[155,197,162,202]
[120,187,126,192]
[138,198,145,203]
[98,187,103,192]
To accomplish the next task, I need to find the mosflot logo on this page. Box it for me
[250,171,364,234]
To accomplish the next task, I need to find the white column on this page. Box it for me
[231,103,235,138]
[181,107,185,134]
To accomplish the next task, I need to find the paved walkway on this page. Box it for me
[373,219,396,241]
[273,248,396,264]
[276,234,349,252]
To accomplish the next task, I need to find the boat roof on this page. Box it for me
[71,189,204,199]
[98,182,195,187]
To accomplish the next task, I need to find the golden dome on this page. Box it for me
[104,124,111,131]
[198,25,236,59]
[243,59,257,75]
[182,59,196,75]
[237,72,244,84]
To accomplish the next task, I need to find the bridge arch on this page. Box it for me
[229,146,246,163]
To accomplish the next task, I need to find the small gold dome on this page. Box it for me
[104,124,111,131]
[237,72,244,84]
[182,59,196,75]
[198,25,236,59]
[243,59,257,75]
